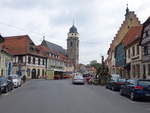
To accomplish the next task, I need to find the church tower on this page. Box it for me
[67,24,79,72]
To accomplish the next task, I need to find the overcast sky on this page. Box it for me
[0,0,149,64]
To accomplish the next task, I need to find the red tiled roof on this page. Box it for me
[35,45,49,57]
[2,35,31,55]
[122,26,143,47]
[2,35,46,57]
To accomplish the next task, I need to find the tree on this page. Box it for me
[96,56,110,85]
[90,60,101,71]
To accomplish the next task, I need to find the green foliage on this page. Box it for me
[96,64,111,85]
[90,60,102,71]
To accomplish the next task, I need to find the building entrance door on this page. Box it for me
[32,69,37,79]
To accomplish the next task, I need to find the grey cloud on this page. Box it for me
[0,0,148,64]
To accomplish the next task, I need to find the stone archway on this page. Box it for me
[31,69,37,79]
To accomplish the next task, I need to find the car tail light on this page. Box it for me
[134,86,143,90]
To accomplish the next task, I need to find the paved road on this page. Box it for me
[0,79,150,113]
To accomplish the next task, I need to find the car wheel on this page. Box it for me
[106,85,108,89]
[5,87,8,93]
[130,92,136,101]
[11,86,14,90]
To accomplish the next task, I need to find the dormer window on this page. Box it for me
[30,47,34,51]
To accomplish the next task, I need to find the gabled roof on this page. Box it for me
[122,26,142,47]
[35,45,49,57]
[2,35,31,55]
[2,35,46,57]
[41,40,67,56]
[140,16,150,46]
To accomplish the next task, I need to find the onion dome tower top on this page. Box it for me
[69,24,78,33]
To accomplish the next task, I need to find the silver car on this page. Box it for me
[72,75,85,84]
[9,74,22,88]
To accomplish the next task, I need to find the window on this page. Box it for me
[136,64,140,78]
[38,58,40,65]
[132,46,135,56]
[146,31,149,37]
[30,47,34,51]
[1,69,3,76]
[144,46,148,55]
[128,49,130,58]
[18,56,23,63]
[28,56,31,64]
[148,64,150,75]
[143,64,146,79]
[33,57,35,64]
[70,42,73,47]
[144,46,150,55]
[132,65,136,78]
[43,59,44,65]
[136,45,139,55]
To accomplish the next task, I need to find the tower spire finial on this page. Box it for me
[126,2,129,14]
[43,36,45,41]
[73,18,75,26]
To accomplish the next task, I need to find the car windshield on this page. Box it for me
[118,79,126,82]
[127,80,136,85]
[11,76,18,79]
[111,77,120,81]
[138,80,150,86]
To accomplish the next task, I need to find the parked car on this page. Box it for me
[0,77,10,93]
[120,79,150,100]
[106,76,126,91]
[72,75,85,84]
[8,74,22,88]
[7,79,14,91]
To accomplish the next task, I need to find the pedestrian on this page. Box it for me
[22,75,26,83]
